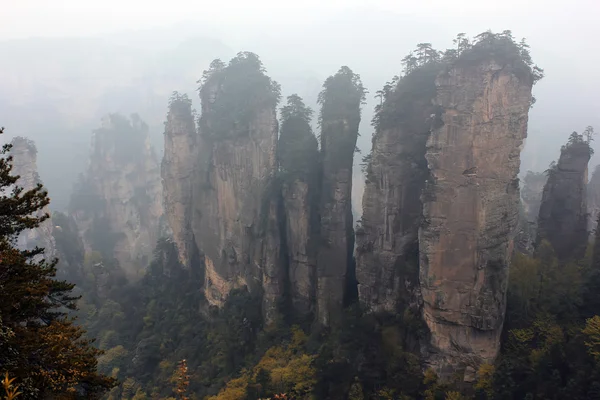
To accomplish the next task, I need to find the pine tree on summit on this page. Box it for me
[0,127,115,399]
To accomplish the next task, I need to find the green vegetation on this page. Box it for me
[168,92,194,116]
[0,127,115,398]
[561,127,596,154]
[278,94,318,181]
[318,66,365,168]
[198,52,281,140]
[13,31,594,400]
[490,238,600,399]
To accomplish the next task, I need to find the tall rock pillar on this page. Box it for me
[419,57,533,379]
[537,134,591,261]
[192,54,283,322]
[278,94,319,316]
[316,67,365,326]
[162,93,198,268]
[69,113,164,279]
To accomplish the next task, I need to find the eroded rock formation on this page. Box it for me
[419,55,533,379]
[70,114,163,278]
[278,95,319,316]
[9,137,56,260]
[162,93,197,268]
[537,134,591,261]
[191,54,283,322]
[316,66,364,325]
[356,64,439,314]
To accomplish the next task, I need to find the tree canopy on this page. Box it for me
[198,52,281,140]
[278,94,318,180]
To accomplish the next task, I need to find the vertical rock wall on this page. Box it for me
[71,114,164,278]
[162,94,197,268]
[282,179,315,315]
[316,67,364,326]
[191,56,283,322]
[278,95,320,316]
[193,108,280,313]
[537,139,590,261]
[419,59,532,379]
[355,65,439,313]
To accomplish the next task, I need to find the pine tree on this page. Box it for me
[0,127,115,398]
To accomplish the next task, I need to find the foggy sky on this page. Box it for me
[3,1,598,41]
[2,0,600,208]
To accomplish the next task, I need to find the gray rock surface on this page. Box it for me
[419,59,533,379]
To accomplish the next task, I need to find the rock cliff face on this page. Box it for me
[162,94,197,268]
[70,114,163,278]
[419,58,533,378]
[191,55,283,322]
[356,64,439,314]
[588,165,600,234]
[278,95,320,316]
[10,137,56,260]
[316,67,364,325]
[537,136,591,261]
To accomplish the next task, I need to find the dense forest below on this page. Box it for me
[2,30,600,400]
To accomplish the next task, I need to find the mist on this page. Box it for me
[1,0,599,210]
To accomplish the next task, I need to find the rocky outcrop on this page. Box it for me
[278,95,319,316]
[588,165,600,234]
[316,67,364,326]
[70,114,163,278]
[10,137,56,260]
[419,56,533,379]
[356,64,439,314]
[537,135,591,261]
[162,93,197,268]
[191,54,283,322]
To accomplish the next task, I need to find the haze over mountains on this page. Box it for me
[4,1,600,398]
[1,4,599,210]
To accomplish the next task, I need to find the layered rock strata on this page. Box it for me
[191,55,283,322]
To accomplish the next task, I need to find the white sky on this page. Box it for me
[3,0,600,173]
[2,0,597,40]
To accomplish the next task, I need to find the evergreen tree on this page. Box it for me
[278,94,318,179]
[0,127,115,398]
